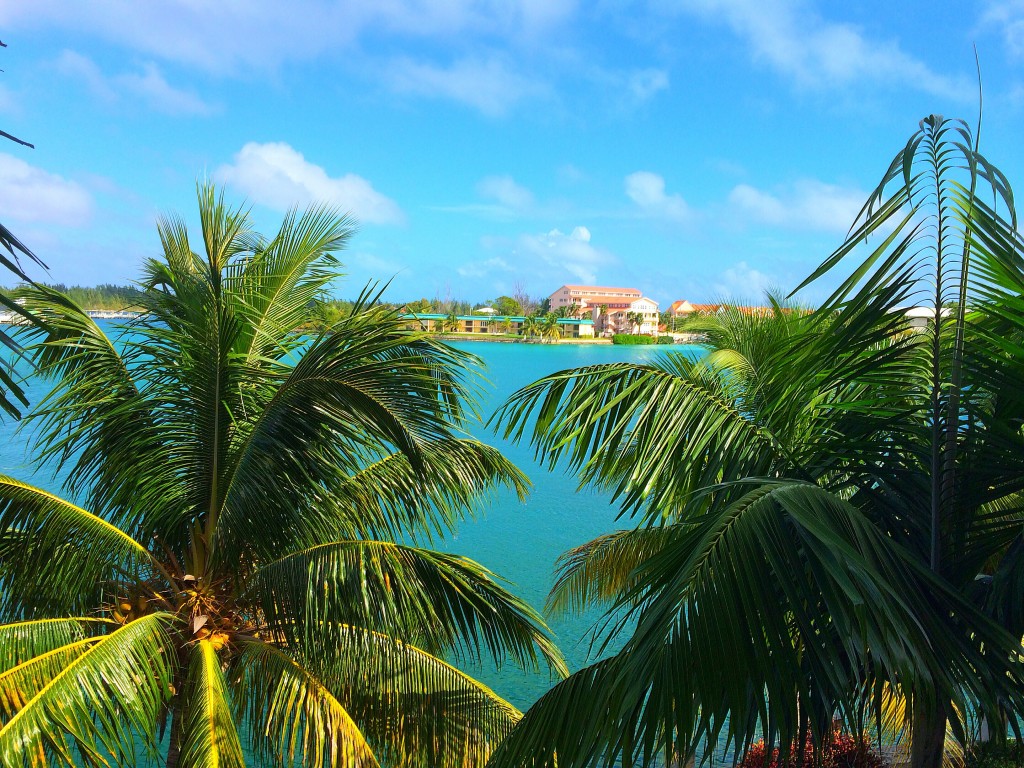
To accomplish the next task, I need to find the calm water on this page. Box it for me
[0,327,691,724]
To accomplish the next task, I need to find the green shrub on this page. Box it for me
[657,336,674,345]
[965,740,1022,768]
[611,334,656,345]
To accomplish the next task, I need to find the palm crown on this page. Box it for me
[489,116,1024,768]
[0,184,565,767]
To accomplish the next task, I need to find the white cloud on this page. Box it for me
[55,50,115,101]
[625,171,692,222]
[629,68,670,101]
[981,2,1024,58]
[215,142,404,225]
[476,175,534,211]
[118,63,216,116]
[713,260,777,301]
[517,225,614,284]
[3,1,576,74]
[667,0,969,98]
[0,154,93,227]
[457,256,515,278]
[383,55,546,116]
[55,50,216,116]
[727,179,864,232]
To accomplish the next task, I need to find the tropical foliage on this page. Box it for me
[0,184,565,767]
[490,114,1024,768]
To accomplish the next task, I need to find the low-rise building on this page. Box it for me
[401,314,595,338]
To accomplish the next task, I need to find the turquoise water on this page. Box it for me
[0,326,688,716]
[441,341,685,708]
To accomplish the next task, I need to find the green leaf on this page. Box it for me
[178,639,245,768]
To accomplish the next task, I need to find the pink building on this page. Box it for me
[548,284,659,335]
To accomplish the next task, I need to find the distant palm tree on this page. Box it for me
[626,310,644,333]
[441,310,460,333]
[0,184,565,767]
[501,317,514,335]
[541,313,561,340]
[521,316,539,338]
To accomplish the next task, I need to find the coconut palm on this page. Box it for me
[0,184,565,768]
[625,310,644,334]
[540,313,561,341]
[441,310,460,334]
[489,115,1024,768]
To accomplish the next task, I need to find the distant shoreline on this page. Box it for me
[436,334,613,345]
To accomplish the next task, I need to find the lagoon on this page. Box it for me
[0,325,694,730]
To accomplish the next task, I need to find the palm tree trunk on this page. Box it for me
[165,699,183,768]
[910,696,946,768]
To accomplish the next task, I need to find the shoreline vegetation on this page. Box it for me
[0,286,702,344]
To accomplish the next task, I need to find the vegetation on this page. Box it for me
[611,333,657,345]
[0,184,565,767]
[1,283,147,311]
[964,741,1022,768]
[490,114,1024,768]
[738,730,886,768]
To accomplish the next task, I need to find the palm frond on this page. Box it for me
[178,639,245,768]
[305,439,530,544]
[232,202,355,366]
[0,477,168,618]
[491,356,782,520]
[546,527,682,616]
[232,636,378,768]
[211,308,487,563]
[296,623,523,768]
[251,539,566,675]
[0,613,176,767]
[0,618,114,674]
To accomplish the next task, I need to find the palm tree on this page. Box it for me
[501,317,514,335]
[541,313,561,341]
[489,115,1024,768]
[521,316,539,338]
[441,310,460,334]
[625,310,644,334]
[0,184,565,767]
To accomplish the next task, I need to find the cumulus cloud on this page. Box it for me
[55,50,216,116]
[727,179,864,232]
[517,225,614,284]
[981,1,1024,58]
[713,260,777,301]
[625,171,692,223]
[215,142,404,225]
[476,175,534,211]
[668,0,968,98]
[0,154,93,227]
[383,56,546,116]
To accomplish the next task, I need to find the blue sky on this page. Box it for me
[1,1,1023,307]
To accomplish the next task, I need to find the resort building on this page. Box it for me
[401,313,595,338]
[548,284,660,335]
